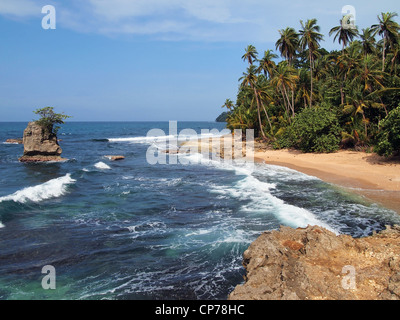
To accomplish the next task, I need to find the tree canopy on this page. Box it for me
[34,107,71,135]
[222,11,400,156]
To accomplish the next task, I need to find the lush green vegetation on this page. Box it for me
[374,105,400,156]
[275,105,342,153]
[34,107,71,135]
[216,111,230,122]
[223,12,400,156]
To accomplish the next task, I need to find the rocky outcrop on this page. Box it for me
[5,138,23,144]
[19,122,66,162]
[229,225,400,300]
[105,155,125,161]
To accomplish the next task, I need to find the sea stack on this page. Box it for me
[19,121,66,162]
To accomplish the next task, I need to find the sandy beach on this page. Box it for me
[253,148,400,214]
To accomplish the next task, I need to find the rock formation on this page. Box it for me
[105,155,125,161]
[5,138,23,144]
[229,225,400,300]
[19,122,66,162]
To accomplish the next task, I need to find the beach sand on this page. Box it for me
[181,137,400,214]
[254,149,400,214]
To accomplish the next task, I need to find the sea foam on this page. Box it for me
[94,162,111,170]
[0,174,76,204]
[108,131,229,144]
[191,153,337,233]
[108,135,175,143]
[0,222,4,228]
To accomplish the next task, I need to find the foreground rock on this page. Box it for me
[229,225,400,300]
[19,122,66,162]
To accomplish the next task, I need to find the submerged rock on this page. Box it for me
[229,225,400,300]
[162,148,181,154]
[5,138,23,144]
[19,122,66,162]
[105,155,125,161]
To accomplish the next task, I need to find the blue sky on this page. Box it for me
[0,0,399,121]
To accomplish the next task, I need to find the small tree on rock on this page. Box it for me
[33,107,71,135]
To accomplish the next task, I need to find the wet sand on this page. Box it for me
[254,149,400,213]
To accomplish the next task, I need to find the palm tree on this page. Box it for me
[335,43,362,105]
[329,18,359,53]
[256,50,278,79]
[276,28,299,114]
[239,65,267,139]
[359,28,376,57]
[350,54,385,94]
[222,99,234,111]
[270,62,299,119]
[296,68,311,109]
[242,45,258,65]
[343,89,384,140]
[226,11,400,152]
[390,42,400,73]
[344,51,388,139]
[371,12,400,71]
[255,83,273,134]
[299,19,324,108]
[275,27,299,64]
[226,104,257,132]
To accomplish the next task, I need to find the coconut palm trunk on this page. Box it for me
[382,36,386,71]
[309,51,314,108]
[260,100,273,133]
[299,19,324,108]
[252,86,267,140]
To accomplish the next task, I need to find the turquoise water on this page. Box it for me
[0,121,399,300]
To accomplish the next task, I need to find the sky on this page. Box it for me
[0,0,399,121]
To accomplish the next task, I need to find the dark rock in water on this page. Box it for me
[19,122,67,162]
[229,225,400,300]
[105,155,125,161]
[18,155,67,163]
[162,148,180,154]
[5,138,23,144]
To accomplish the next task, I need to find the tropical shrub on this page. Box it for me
[277,106,341,153]
[374,106,400,157]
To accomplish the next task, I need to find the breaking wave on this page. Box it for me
[107,130,230,145]
[94,162,111,170]
[181,152,337,233]
[0,174,76,204]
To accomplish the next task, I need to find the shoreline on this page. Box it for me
[254,149,400,214]
[181,137,400,213]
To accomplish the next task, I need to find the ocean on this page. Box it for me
[0,121,399,300]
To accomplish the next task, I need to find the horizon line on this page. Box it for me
[0,120,224,123]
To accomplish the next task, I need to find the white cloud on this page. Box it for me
[1,0,399,43]
[100,19,193,36]
[86,0,241,24]
[88,0,172,20]
[0,0,42,17]
[180,0,233,23]
[55,0,274,41]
